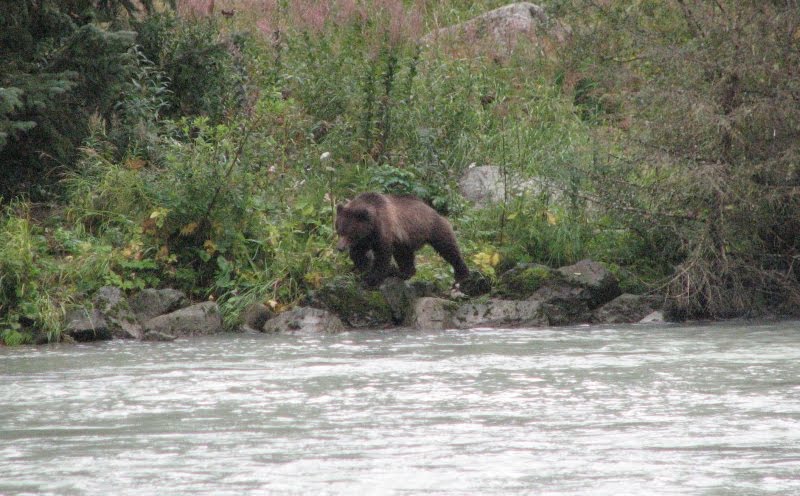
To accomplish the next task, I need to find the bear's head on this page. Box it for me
[335,203,374,251]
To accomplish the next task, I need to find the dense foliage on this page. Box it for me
[2,0,799,344]
[562,1,800,318]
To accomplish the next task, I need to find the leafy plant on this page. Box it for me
[563,0,800,318]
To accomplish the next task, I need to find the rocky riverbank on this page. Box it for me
[62,259,663,343]
[63,287,221,343]
[259,259,663,334]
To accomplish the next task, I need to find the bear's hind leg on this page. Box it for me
[430,232,470,283]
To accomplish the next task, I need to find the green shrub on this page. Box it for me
[563,0,800,318]
[0,203,73,344]
[131,12,247,120]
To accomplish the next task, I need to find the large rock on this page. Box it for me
[639,311,665,324]
[422,3,570,57]
[558,260,622,309]
[240,302,273,332]
[143,301,222,338]
[308,277,394,328]
[475,260,623,325]
[538,301,592,326]
[262,307,345,334]
[495,263,554,299]
[592,294,662,324]
[140,330,177,342]
[549,259,621,309]
[457,165,562,208]
[457,270,493,297]
[408,280,440,298]
[409,297,459,330]
[453,298,546,328]
[379,278,418,324]
[129,288,188,323]
[458,165,506,206]
[93,286,142,339]
[64,308,112,342]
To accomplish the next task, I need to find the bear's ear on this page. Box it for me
[354,208,370,221]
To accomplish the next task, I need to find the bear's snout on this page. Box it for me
[336,237,350,251]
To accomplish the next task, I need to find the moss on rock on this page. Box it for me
[494,263,556,299]
[308,276,394,328]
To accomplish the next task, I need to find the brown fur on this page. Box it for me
[335,193,470,287]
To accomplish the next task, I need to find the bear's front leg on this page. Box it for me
[364,245,392,288]
[349,245,372,273]
[392,247,416,280]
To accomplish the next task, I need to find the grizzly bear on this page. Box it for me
[335,193,470,287]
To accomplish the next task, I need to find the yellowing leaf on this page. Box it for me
[304,272,323,289]
[180,222,199,236]
[126,158,145,170]
[121,241,143,259]
[546,210,558,225]
[471,249,499,276]
[157,245,170,260]
[203,240,217,255]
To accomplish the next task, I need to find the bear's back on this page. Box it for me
[351,194,438,246]
[384,195,443,248]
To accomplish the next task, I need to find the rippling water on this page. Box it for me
[2,321,800,495]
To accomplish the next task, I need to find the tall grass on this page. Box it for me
[0,202,125,344]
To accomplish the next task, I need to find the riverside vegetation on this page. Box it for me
[2,1,799,344]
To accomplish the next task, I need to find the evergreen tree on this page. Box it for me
[0,0,165,200]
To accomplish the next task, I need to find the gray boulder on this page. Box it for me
[453,298,546,328]
[129,288,188,323]
[262,307,346,334]
[240,302,273,332]
[528,279,592,325]
[521,260,619,325]
[457,270,493,297]
[64,308,112,342]
[409,280,440,298]
[592,294,662,324]
[495,263,554,299]
[458,165,506,206]
[308,276,394,328]
[143,301,222,338]
[409,297,459,330]
[141,330,178,342]
[380,278,418,324]
[538,301,592,326]
[422,3,570,56]
[457,165,563,208]
[639,310,665,324]
[93,286,142,339]
[552,259,621,309]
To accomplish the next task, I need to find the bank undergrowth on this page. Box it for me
[2,0,799,344]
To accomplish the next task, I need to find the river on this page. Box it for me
[2,321,800,495]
